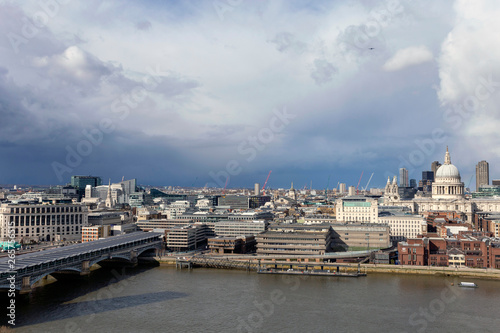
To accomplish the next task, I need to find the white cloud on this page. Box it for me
[383,45,433,71]
[436,0,500,180]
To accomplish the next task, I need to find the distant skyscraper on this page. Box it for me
[399,168,409,187]
[410,179,417,188]
[476,160,489,191]
[431,161,441,176]
[422,171,434,182]
[420,171,434,193]
[339,183,346,193]
[254,183,260,196]
[348,186,356,196]
[71,175,102,200]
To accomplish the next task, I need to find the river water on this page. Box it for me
[6,265,500,332]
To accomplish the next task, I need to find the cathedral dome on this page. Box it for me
[435,147,461,180]
[436,164,460,179]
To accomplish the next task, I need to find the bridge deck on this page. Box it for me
[0,232,163,274]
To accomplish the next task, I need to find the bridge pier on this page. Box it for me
[20,276,32,294]
[81,260,91,276]
[130,250,138,267]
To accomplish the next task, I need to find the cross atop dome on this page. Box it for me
[444,146,451,165]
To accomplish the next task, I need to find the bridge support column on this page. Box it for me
[20,276,32,294]
[81,260,91,276]
[130,250,138,266]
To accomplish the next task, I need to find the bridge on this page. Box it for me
[0,231,163,293]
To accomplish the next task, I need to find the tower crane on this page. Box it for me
[363,172,374,191]
[356,171,364,195]
[262,170,272,195]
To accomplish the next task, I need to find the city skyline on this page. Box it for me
[2,1,500,189]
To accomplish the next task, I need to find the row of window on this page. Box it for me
[8,206,83,214]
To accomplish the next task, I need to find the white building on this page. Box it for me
[336,196,379,223]
[378,215,427,243]
[0,201,89,242]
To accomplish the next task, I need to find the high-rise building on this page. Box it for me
[71,175,102,200]
[420,171,434,193]
[254,183,260,196]
[399,168,409,187]
[339,183,346,193]
[410,179,417,188]
[422,171,434,182]
[476,160,489,191]
[431,161,441,176]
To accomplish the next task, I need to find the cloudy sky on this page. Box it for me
[1,0,500,190]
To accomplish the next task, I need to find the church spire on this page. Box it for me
[105,179,114,209]
[444,146,451,165]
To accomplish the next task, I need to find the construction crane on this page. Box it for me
[356,171,364,195]
[363,172,374,191]
[262,170,272,195]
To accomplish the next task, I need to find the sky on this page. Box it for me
[1,0,500,190]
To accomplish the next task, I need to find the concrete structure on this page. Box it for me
[214,220,267,237]
[476,160,489,192]
[208,235,256,254]
[0,200,89,242]
[166,224,209,251]
[339,183,346,193]
[330,223,391,250]
[256,224,332,255]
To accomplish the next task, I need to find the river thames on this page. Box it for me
[8,265,500,332]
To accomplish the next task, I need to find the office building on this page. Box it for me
[256,224,332,255]
[476,160,489,191]
[399,168,409,187]
[0,200,89,242]
[71,175,102,200]
[431,161,441,176]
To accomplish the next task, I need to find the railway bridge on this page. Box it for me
[0,232,163,293]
